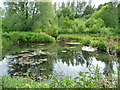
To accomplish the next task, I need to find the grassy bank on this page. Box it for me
[1,65,118,88]
[57,34,120,56]
[2,32,56,46]
[2,32,120,56]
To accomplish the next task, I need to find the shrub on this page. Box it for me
[116,44,120,56]
[100,27,112,35]
[71,19,86,33]
[2,37,13,48]
[1,65,118,88]
[44,25,59,38]
[2,32,20,45]
[85,18,104,34]
[85,17,96,28]
[79,38,91,45]
[29,33,55,43]
[57,35,80,41]
[32,28,42,33]
[1,75,33,88]
[2,32,56,43]
[91,40,106,51]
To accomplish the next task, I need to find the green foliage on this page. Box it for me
[29,33,55,43]
[2,1,119,37]
[2,2,55,32]
[100,27,112,35]
[57,35,80,41]
[116,43,120,56]
[58,16,73,34]
[44,25,59,38]
[83,5,95,16]
[79,38,91,45]
[36,2,55,30]
[85,17,96,28]
[1,65,118,88]
[2,75,34,88]
[2,37,13,49]
[91,40,106,51]
[72,19,86,33]
[92,2,118,28]
[85,18,104,34]
[2,32,55,43]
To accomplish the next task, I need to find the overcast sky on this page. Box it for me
[52,0,119,7]
[0,0,119,8]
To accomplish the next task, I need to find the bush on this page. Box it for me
[2,32,56,43]
[85,18,104,34]
[2,37,13,48]
[32,28,42,33]
[91,40,106,51]
[85,18,96,28]
[1,65,118,88]
[116,43,120,56]
[100,27,112,35]
[29,33,55,43]
[44,25,59,38]
[2,32,20,45]
[1,75,33,88]
[57,35,81,41]
[72,19,86,33]
[79,38,91,45]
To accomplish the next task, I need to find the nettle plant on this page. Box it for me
[38,65,118,88]
[2,65,118,88]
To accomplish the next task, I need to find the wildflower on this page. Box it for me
[46,82,51,84]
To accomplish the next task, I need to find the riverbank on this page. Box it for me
[57,34,120,56]
[2,32,120,57]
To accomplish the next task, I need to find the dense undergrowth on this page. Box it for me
[57,34,120,56]
[2,32,55,45]
[1,65,118,88]
[2,32,120,56]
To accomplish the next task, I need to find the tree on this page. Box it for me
[83,5,95,16]
[33,2,55,31]
[75,1,86,18]
[85,17,105,33]
[92,2,118,28]
[2,1,32,32]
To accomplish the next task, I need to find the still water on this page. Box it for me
[0,43,119,79]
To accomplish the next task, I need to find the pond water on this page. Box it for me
[0,43,119,80]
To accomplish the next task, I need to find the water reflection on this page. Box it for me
[0,43,118,79]
[4,50,54,81]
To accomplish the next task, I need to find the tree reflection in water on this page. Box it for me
[1,43,118,80]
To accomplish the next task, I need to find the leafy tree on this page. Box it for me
[83,5,95,16]
[75,1,86,18]
[92,2,118,28]
[85,18,105,33]
[2,1,32,32]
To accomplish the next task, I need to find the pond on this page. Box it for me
[0,43,119,80]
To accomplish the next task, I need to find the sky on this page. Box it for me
[52,0,119,7]
[0,0,119,8]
